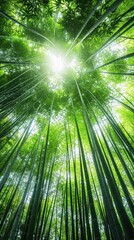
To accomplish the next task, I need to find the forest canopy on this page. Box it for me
[0,0,134,239]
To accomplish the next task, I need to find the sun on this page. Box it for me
[44,49,80,90]
[47,50,65,74]
[51,55,65,73]
[46,49,80,76]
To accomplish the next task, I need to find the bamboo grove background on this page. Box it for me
[0,0,134,239]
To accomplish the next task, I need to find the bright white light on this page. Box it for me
[46,50,80,78]
[51,55,64,73]
[47,50,65,74]
[57,12,62,20]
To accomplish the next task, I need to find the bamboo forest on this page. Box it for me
[0,0,134,239]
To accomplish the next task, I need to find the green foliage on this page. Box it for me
[0,0,134,239]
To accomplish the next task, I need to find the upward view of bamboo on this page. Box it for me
[0,0,134,239]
